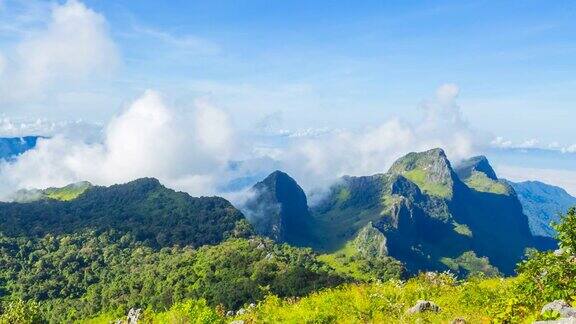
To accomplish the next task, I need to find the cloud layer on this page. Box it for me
[0,84,482,201]
[0,91,235,199]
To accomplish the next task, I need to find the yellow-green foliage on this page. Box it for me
[318,241,373,281]
[83,300,223,324]
[441,251,501,277]
[43,182,91,201]
[453,222,473,237]
[404,169,451,198]
[464,171,509,195]
[235,274,540,323]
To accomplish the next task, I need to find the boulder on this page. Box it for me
[407,300,441,314]
[126,308,141,324]
[534,319,576,324]
[541,300,576,318]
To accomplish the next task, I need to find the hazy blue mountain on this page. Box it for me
[507,180,576,237]
[0,136,41,160]
[245,149,556,276]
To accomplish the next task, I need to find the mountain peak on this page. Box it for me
[388,148,457,198]
[455,156,498,181]
[244,170,312,244]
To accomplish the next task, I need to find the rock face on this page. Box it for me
[353,222,388,258]
[243,170,313,244]
[534,319,576,324]
[541,300,576,318]
[455,155,498,181]
[407,300,441,314]
[126,308,141,324]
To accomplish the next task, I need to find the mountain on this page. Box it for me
[507,180,576,237]
[243,170,314,244]
[245,149,555,276]
[0,136,41,160]
[0,177,249,248]
[0,178,347,322]
[11,181,92,202]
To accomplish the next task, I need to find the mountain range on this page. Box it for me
[243,148,561,276]
[507,180,576,237]
[1,145,574,278]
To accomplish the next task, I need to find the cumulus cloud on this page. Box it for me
[0,90,234,199]
[0,0,119,100]
[0,84,482,201]
[267,83,479,190]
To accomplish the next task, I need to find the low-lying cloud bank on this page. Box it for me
[0,84,486,202]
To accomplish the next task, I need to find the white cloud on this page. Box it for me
[0,90,234,199]
[0,0,119,101]
[0,84,489,200]
[269,83,479,190]
[497,165,576,196]
[0,116,102,141]
[561,144,576,154]
[435,83,460,103]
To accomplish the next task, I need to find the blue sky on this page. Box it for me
[1,0,575,141]
[0,0,575,196]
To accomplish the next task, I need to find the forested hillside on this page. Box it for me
[0,179,347,322]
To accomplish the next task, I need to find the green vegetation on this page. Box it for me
[43,181,92,201]
[403,169,452,198]
[464,171,510,195]
[236,274,521,323]
[0,178,248,248]
[453,222,473,237]
[0,174,573,323]
[336,187,350,203]
[440,251,501,277]
[0,232,344,322]
[318,240,403,282]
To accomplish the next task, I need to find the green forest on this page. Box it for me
[0,179,574,323]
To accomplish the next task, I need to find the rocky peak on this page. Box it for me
[244,170,311,243]
[387,148,459,198]
[455,156,498,181]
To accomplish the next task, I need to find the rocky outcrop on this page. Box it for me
[541,300,576,318]
[407,300,441,314]
[243,171,313,244]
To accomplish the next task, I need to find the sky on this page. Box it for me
[0,0,575,198]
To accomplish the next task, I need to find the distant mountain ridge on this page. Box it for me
[244,148,556,276]
[0,136,42,160]
[507,180,576,237]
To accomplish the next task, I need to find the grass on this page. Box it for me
[43,181,91,201]
[234,274,539,323]
[464,172,509,195]
[318,241,374,281]
[403,169,452,198]
[440,251,501,277]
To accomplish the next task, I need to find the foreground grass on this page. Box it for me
[81,274,542,323]
[235,275,537,323]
